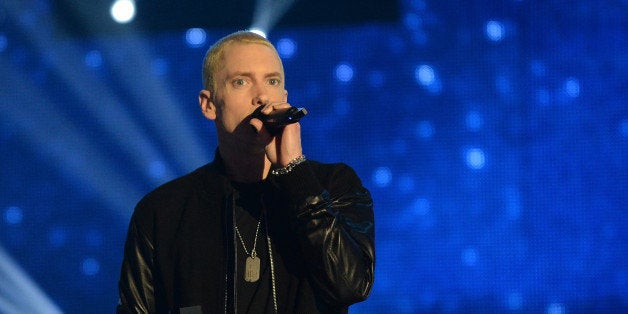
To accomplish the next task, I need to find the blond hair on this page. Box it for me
[202,31,279,93]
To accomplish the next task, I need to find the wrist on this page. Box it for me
[271,155,306,175]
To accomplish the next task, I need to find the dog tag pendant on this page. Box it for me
[245,256,260,282]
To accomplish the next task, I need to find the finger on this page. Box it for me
[262,102,291,114]
[249,117,264,133]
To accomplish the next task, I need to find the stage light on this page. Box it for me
[249,28,267,38]
[3,206,23,225]
[81,257,101,276]
[335,63,354,82]
[250,0,295,35]
[486,20,505,42]
[110,0,136,24]
[373,167,393,188]
[465,111,483,132]
[185,28,206,47]
[563,77,580,98]
[462,247,478,266]
[276,37,296,59]
[465,148,486,170]
[0,245,63,313]
[415,64,442,94]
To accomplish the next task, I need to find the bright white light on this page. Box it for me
[110,0,136,24]
[249,28,267,38]
[276,38,297,59]
[185,28,206,47]
[335,63,354,82]
[372,167,392,188]
[465,148,486,169]
[486,20,505,41]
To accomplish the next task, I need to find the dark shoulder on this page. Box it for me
[130,163,218,231]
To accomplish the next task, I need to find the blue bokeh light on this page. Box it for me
[85,50,103,68]
[415,120,435,139]
[465,148,486,170]
[372,167,392,188]
[81,258,100,276]
[1,1,626,313]
[486,20,505,42]
[465,110,483,132]
[563,77,580,98]
[4,206,23,225]
[185,28,206,47]
[276,37,297,59]
[335,63,354,82]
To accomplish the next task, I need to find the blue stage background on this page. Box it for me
[1,0,626,313]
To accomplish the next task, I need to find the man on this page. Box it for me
[117,31,375,313]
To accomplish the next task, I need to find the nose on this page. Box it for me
[252,85,270,106]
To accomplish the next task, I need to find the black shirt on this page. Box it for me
[233,182,274,313]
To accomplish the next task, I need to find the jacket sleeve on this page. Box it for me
[117,208,159,314]
[273,161,375,307]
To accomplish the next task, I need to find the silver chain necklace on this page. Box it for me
[233,202,278,313]
[234,216,262,282]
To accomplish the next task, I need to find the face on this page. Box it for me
[201,42,287,139]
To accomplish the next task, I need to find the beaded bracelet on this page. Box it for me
[270,155,306,175]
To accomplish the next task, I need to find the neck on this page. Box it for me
[218,145,271,183]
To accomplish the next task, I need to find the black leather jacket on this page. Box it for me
[117,155,375,313]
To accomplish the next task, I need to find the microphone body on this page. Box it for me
[253,106,307,134]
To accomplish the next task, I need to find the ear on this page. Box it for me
[199,90,217,120]
[283,89,288,102]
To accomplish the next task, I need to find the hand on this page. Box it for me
[250,103,303,167]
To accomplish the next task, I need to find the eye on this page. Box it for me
[268,78,280,86]
[233,78,247,86]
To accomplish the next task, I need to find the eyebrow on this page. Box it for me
[226,71,283,80]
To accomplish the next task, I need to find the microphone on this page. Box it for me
[253,106,307,134]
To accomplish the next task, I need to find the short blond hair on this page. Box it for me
[202,31,279,93]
